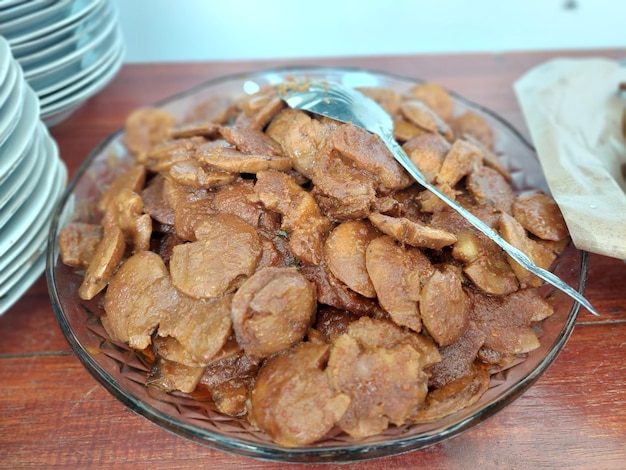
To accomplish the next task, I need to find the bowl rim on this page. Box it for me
[45,65,588,462]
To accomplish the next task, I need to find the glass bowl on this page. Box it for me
[46,67,588,463]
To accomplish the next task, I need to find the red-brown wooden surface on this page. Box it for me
[1,50,625,469]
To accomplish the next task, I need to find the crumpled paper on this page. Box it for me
[514,58,626,260]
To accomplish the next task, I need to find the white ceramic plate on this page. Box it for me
[0,36,12,88]
[24,6,116,81]
[5,0,100,45]
[40,32,121,106]
[0,77,37,183]
[36,26,118,98]
[18,0,111,70]
[0,127,46,271]
[0,135,47,229]
[9,0,105,57]
[0,151,66,289]
[0,1,30,10]
[41,30,124,122]
[0,120,39,210]
[0,0,74,37]
[0,250,46,315]
[0,131,59,258]
[0,125,63,274]
[0,241,47,295]
[0,0,56,23]
[0,53,18,114]
[25,11,117,92]
[0,61,25,148]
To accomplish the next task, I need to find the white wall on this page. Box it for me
[112,0,624,63]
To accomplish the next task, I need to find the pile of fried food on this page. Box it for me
[58,78,570,447]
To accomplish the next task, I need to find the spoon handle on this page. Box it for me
[377,128,598,316]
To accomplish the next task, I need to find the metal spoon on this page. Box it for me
[278,79,598,316]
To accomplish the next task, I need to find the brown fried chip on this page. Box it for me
[512,191,569,241]
[409,82,454,123]
[78,226,126,301]
[366,235,433,332]
[420,266,470,347]
[251,342,350,447]
[499,212,557,288]
[327,317,430,438]
[324,220,380,298]
[157,294,233,367]
[97,164,147,213]
[169,214,262,299]
[468,288,541,355]
[231,267,316,358]
[253,170,331,265]
[58,222,102,268]
[368,212,457,250]
[124,107,175,155]
[411,367,490,422]
[102,251,172,348]
[452,110,494,150]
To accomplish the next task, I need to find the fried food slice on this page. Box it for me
[168,159,236,189]
[101,251,172,348]
[512,192,569,241]
[400,99,454,141]
[102,187,152,253]
[499,212,557,288]
[330,122,411,190]
[266,108,328,179]
[452,110,494,150]
[356,86,402,115]
[139,137,202,171]
[169,214,262,299]
[436,139,482,187]
[195,144,291,173]
[157,294,233,367]
[124,107,175,155]
[324,220,380,298]
[235,88,285,130]
[365,235,433,332]
[427,321,486,389]
[251,342,350,447]
[201,351,260,417]
[252,170,331,265]
[78,226,125,301]
[219,125,283,156]
[299,263,386,318]
[468,288,542,355]
[231,267,316,358]
[97,164,146,213]
[147,356,206,394]
[431,210,519,295]
[409,82,454,123]
[403,132,451,184]
[368,212,457,250]
[327,317,430,438]
[420,266,470,347]
[411,367,490,422]
[468,165,516,215]
[58,222,102,268]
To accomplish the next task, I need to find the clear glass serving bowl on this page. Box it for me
[46,67,588,463]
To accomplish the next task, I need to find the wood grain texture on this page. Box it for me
[1,50,625,469]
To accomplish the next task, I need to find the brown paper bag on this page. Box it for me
[514,58,626,259]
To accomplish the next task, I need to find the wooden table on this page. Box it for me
[2,50,625,469]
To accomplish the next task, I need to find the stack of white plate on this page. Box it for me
[0,35,67,315]
[0,0,124,127]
